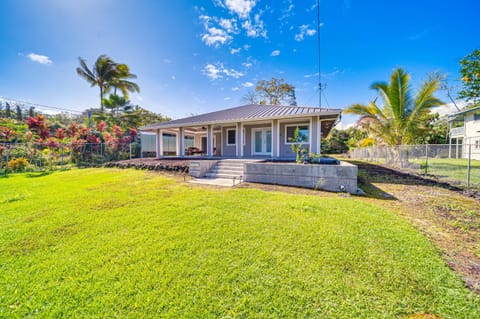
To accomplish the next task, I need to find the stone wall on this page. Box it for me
[244,161,358,193]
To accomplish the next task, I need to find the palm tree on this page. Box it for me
[344,68,443,146]
[111,64,140,99]
[102,94,134,119]
[76,55,117,112]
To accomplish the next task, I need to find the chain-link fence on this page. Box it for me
[349,142,480,191]
[1,142,142,176]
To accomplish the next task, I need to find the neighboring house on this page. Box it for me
[140,104,341,159]
[447,105,480,160]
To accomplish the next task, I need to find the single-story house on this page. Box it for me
[140,104,341,159]
[447,105,480,160]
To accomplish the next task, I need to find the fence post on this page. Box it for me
[467,143,472,192]
[61,144,64,166]
[425,143,429,176]
[4,143,8,177]
[129,142,132,160]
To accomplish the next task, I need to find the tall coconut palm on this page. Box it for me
[76,55,117,112]
[344,68,443,145]
[111,64,140,99]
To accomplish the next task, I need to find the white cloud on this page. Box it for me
[241,13,267,38]
[294,24,317,41]
[27,53,52,64]
[230,47,241,54]
[270,50,280,56]
[204,64,222,79]
[232,87,240,91]
[279,1,295,21]
[242,62,253,68]
[201,26,232,47]
[203,63,245,80]
[224,97,231,100]
[243,44,251,50]
[304,68,344,79]
[335,121,355,130]
[171,75,176,80]
[242,81,254,87]
[219,18,238,33]
[304,72,319,78]
[224,0,256,18]
[163,58,172,64]
[432,101,468,117]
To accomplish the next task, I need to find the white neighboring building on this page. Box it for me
[448,106,480,160]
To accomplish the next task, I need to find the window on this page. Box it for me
[474,113,480,121]
[285,124,309,144]
[227,129,236,145]
[184,136,195,149]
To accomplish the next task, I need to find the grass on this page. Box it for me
[1,169,479,318]
[412,158,480,188]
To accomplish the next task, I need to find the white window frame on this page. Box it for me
[226,128,236,146]
[285,124,310,145]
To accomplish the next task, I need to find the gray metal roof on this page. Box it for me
[140,104,341,131]
[447,105,480,121]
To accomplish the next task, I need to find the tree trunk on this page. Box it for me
[100,87,104,112]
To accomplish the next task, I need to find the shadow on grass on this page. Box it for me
[345,159,464,197]
[26,171,53,178]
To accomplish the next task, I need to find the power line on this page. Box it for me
[317,0,323,108]
[0,96,85,115]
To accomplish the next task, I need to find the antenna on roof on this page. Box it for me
[317,0,327,109]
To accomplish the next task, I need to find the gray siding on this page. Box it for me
[221,126,236,156]
[279,121,310,158]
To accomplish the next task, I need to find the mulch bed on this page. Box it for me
[104,158,191,173]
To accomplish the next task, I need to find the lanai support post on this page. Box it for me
[207,125,213,157]
[177,127,185,157]
[156,129,163,158]
[271,119,279,158]
[236,122,242,158]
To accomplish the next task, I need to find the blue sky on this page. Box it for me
[0,0,478,126]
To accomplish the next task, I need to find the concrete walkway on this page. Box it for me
[188,177,242,187]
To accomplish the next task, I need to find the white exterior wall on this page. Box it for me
[464,113,480,160]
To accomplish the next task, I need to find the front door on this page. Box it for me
[252,128,272,155]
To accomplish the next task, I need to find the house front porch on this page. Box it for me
[145,116,337,160]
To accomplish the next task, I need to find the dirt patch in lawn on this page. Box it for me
[354,161,480,293]
[241,160,480,294]
[105,158,191,172]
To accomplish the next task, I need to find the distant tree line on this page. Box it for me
[0,101,37,121]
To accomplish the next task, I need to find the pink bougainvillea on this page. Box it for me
[44,137,59,149]
[54,128,67,141]
[0,126,17,142]
[97,121,107,132]
[112,125,123,138]
[129,128,137,137]
[79,126,91,138]
[68,123,79,138]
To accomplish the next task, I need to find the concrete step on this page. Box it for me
[189,177,241,187]
[216,163,244,168]
[210,168,244,173]
[204,173,243,179]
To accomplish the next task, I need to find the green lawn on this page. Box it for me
[414,158,480,188]
[0,169,479,318]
